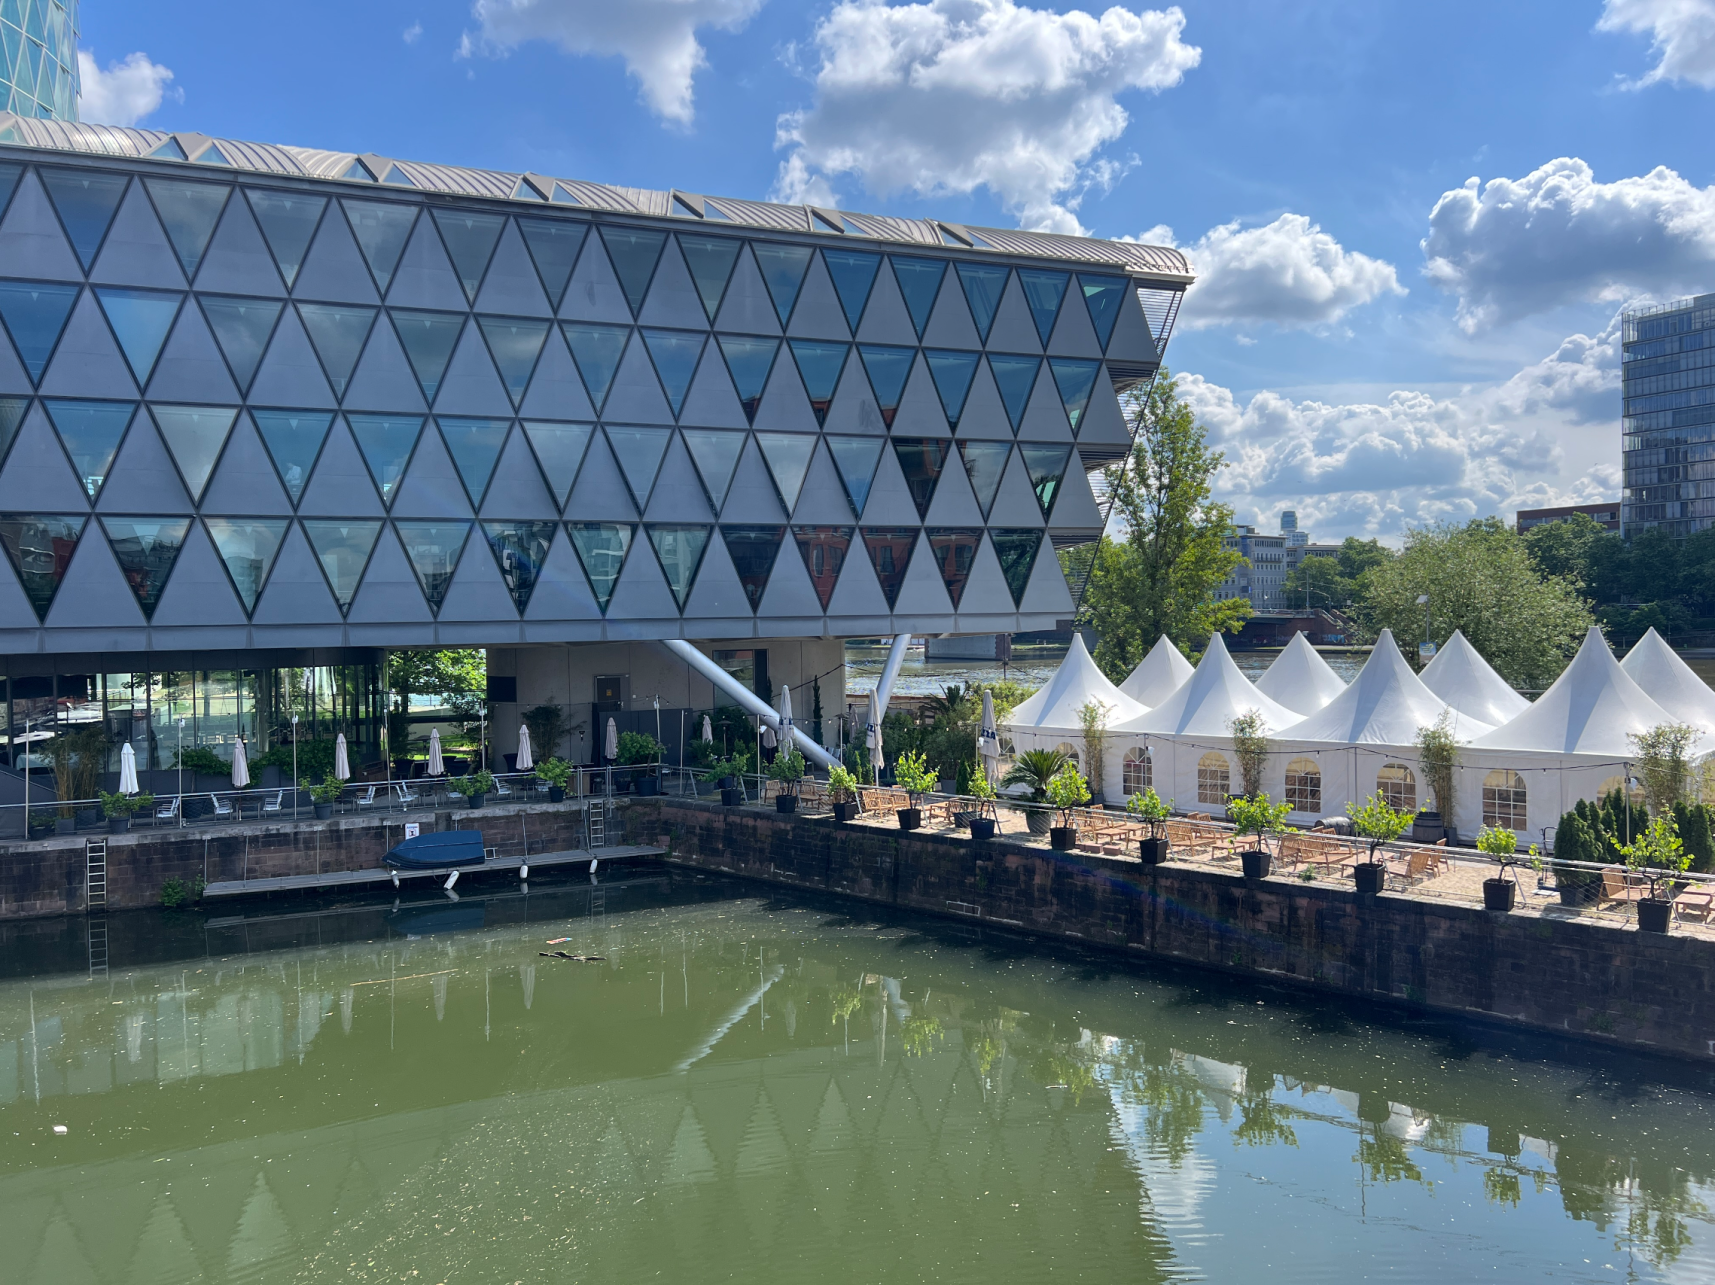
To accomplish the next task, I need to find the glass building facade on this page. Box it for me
[1622,294,1715,537]
[0,0,77,121]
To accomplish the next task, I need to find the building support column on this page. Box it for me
[659,640,838,771]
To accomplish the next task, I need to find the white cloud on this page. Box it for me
[1421,157,1715,332]
[1142,213,1404,330]
[772,0,1200,234]
[460,0,762,124]
[1598,0,1715,88]
[404,21,424,44]
[76,50,176,127]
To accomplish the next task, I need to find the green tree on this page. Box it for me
[1282,536,1395,610]
[1521,511,1612,584]
[1085,370,1249,677]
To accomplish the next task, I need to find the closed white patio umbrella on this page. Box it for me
[516,724,534,772]
[118,742,138,795]
[778,683,793,732]
[701,714,713,743]
[866,689,883,780]
[334,733,351,781]
[604,717,618,762]
[978,690,999,782]
[428,727,444,775]
[231,737,251,788]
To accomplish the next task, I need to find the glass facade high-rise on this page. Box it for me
[1622,293,1715,537]
[0,0,78,121]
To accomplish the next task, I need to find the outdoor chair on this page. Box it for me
[155,796,179,823]
[205,794,233,820]
[355,785,379,808]
[1673,886,1714,923]
[1599,869,1647,904]
[493,777,512,797]
[261,790,284,814]
[393,781,419,806]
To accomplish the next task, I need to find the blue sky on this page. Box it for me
[75,0,1715,542]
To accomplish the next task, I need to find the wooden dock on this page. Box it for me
[202,844,664,898]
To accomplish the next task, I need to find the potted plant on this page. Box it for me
[453,768,495,809]
[966,771,999,841]
[769,746,806,813]
[1127,787,1173,864]
[701,755,748,805]
[1044,763,1091,850]
[308,775,344,820]
[1475,825,1522,910]
[1618,814,1689,934]
[1346,793,1413,895]
[1227,793,1291,879]
[99,789,153,834]
[1002,748,1071,837]
[534,757,572,803]
[893,751,937,829]
[828,765,862,822]
[616,731,663,795]
[1414,713,1460,841]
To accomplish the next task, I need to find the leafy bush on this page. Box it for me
[534,757,573,788]
[768,746,806,785]
[1126,786,1172,829]
[827,765,859,803]
[308,775,345,804]
[1227,792,1291,849]
[699,753,750,785]
[615,731,662,766]
[1044,764,1091,823]
[1346,793,1413,860]
[255,737,338,781]
[451,769,496,798]
[1475,825,1518,856]
[1001,748,1071,803]
[172,746,227,776]
[1228,711,1270,800]
[892,750,938,797]
[160,875,204,908]
[99,790,153,817]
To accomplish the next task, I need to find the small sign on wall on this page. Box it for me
[404,822,420,840]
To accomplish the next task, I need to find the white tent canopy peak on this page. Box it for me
[1254,631,1348,716]
[1002,633,1148,731]
[1118,634,1196,709]
[1284,629,1488,746]
[1620,627,1715,735]
[1474,626,1682,756]
[1419,629,1530,729]
[1115,631,1302,736]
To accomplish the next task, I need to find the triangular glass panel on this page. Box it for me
[681,427,744,511]
[891,437,951,519]
[0,395,26,466]
[1049,358,1101,434]
[923,349,979,430]
[890,256,946,340]
[1017,268,1069,345]
[646,523,710,611]
[521,420,591,509]
[149,404,237,502]
[567,521,633,613]
[432,208,506,304]
[0,163,21,223]
[716,334,779,423]
[811,209,842,233]
[856,344,913,427]
[341,199,418,294]
[99,516,190,619]
[94,287,182,386]
[482,519,557,614]
[244,189,326,290]
[142,177,230,280]
[990,529,1041,607]
[44,398,133,500]
[0,513,84,620]
[598,226,666,318]
[250,409,332,505]
[957,440,1011,521]
[720,525,786,611]
[957,262,1008,343]
[926,528,981,608]
[436,416,510,507]
[605,424,672,509]
[476,315,550,408]
[549,185,582,205]
[673,194,702,219]
[826,435,884,520]
[755,432,817,513]
[197,296,282,393]
[197,143,233,168]
[1020,443,1073,518]
[640,328,705,419]
[203,517,288,615]
[297,302,377,398]
[148,137,187,161]
[751,243,812,326]
[346,413,424,507]
[703,200,734,222]
[676,233,741,323]
[560,322,630,414]
[860,527,917,609]
[1078,273,1127,350]
[300,519,382,614]
[344,159,375,183]
[786,339,849,427]
[510,177,547,202]
[517,218,586,307]
[987,353,1041,433]
[791,525,853,610]
[0,279,77,383]
[394,520,472,616]
[40,167,129,269]
[380,165,413,187]
[822,248,880,333]
[389,309,464,402]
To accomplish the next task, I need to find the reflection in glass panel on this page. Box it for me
[958,440,1011,520]
[751,243,812,326]
[990,529,1043,606]
[786,340,849,426]
[149,404,237,502]
[341,199,418,292]
[598,227,667,317]
[605,425,672,510]
[0,396,28,466]
[560,322,630,413]
[987,353,1042,432]
[390,309,464,403]
[0,279,78,383]
[482,520,557,614]
[891,437,951,519]
[1017,268,1070,345]
[567,521,634,613]
[646,524,710,611]
[1078,273,1128,349]
[860,527,917,609]
[197,296,282,393]
[1020,443,1072,518]
[202,518,288,615]
[755,432,816,514]
[676,234,742,322]
[43,398,134,499]
[680,428,745,512]
[251,409,333,505]
[927,527,981,607]
[476,316,550,407]
[142,177,230,279]
[245,189,327,289]
[394,521,472,616]
[297,303,378,398]
[346,414,424,507]
[957,262,1009,343]
[0,513,84,620]
[640,328,705,419]
[924,349,979,429]
[857,345,914,426]
[39,167,129,268]
[826,435,884,519]
[301,519,383,614]
[890,256,947,339]
[517,218,587,307]
[719,525,786,610]
[822,248,880,332]
[431,208,505,302]
[94,287,182,385]
[1049,358,1100,433]
[791,525,852,610]
[521,420,592,508]
[436,417,510,507]
[715,334,778,423]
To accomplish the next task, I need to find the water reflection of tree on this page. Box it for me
[901,1015,944,1057]
[1110,1055,1206,1165]
[1355,1129,1425,1186]
[1032,1045,1098,1106]
[1233,1087,1300,1148]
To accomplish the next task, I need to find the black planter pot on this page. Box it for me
[1558,877,1597,906]
[547,786,565,803]
[720,775,738,791]
[635,777,660,797]
[952,810,977,830]
[313,803,333,820]
[1139,835,1169,866]
[721,787,744,806]
[467,793,486,810]
[897,808,921,831]
[1638,897,1674,933]
[1050,826,1077,850]
[1025,810,1053,836]
[832,801,859,822]
[107,815,130,835]
[1353,861,1386,895]
[1483,877,1516,911]
[775,794,797,814]
[970,818,996,841]
[1240,849,1271,879]
[55,817,75,836]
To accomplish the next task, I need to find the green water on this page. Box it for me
[4,871,1715,1283]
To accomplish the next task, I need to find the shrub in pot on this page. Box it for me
[827,765,861,822]
[892,750,937,830]
[1002,748,1070,842]
[1044,763,1092,851]
[1475,825,1525,911]
[451,769,495,809]
[1127,786,1173,864]
[965,769,999,841]
[1618,813,1690,934]
[1227,792,1291,879]
[534,757,572,803]
[1346,793,1414,894]
[100,789,153,835]
[308,775,345,819]
[769,746,806,813]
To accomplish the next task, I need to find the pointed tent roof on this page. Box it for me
[1115,632,1302,736]
[1620,627,1715,734]
[1474,626,1679,755]
[1418,629,1530,729]
[1117,634,1195,709]
[1287,629,1488,745]
[1253,632,1347,715]
[1003,633,1147,731]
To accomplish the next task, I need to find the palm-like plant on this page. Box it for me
[922,682,976,727]
[1002,748,1071,802]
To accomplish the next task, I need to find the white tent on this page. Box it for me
[1474,626,1676,756]
[1419,630,1529,728]
[1116,632,1302,737]
[1288,630,1489,745]
[1620,627,1715,734]
[1117,635,1195,709]
[1003,634,1147,732]
[1254,632,1347,715]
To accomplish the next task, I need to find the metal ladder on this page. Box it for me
[587,802,606,850]
[87,917,108,979]
[85,838,107,910]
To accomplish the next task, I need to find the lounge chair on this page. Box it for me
[261,789,284,814]
[155,796,179,823]
[205,793,233,819]
[355,784,379,808]
[393,781,419,806]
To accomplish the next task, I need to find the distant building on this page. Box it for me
[1515,503,1620,534]
[1216,524,1288,610]
[0,0,77,120]
[1623,294,1715,537]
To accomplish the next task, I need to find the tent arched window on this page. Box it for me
[1197,752,1230,805]
[1122,747,1151,796]
[1597,774,1643,806]
[1483,769,1527,830]
[1284,757,1321,813]
[1377,763,1416,813]
[1055,742,1079,769]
